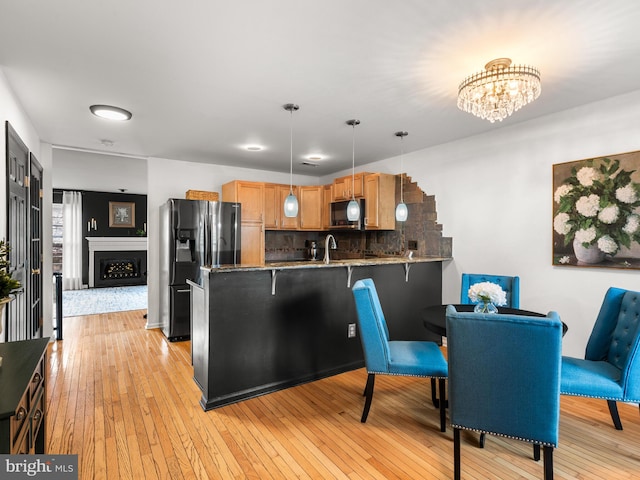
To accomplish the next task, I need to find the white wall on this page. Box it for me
[0,69,54,341]
[145,157,319,329]
[52,149,148,194]
[362,89,640,357]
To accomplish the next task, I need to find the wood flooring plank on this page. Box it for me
[46,309,640,480]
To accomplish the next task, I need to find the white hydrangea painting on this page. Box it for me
[552,151,640,269]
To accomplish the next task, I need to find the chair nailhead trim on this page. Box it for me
[560,392,640,402]
[450,425,557,448]
[368,370,447,379]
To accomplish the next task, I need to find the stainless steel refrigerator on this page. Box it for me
[159,199,241,341]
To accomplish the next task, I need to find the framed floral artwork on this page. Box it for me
[109,201,135,228]
[552,151,640,269]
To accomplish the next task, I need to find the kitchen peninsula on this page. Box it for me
[191,256,450,410]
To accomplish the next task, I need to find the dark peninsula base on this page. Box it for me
[191,261,443,410]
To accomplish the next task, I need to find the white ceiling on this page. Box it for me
[1,0,640,177]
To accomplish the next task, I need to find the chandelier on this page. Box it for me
[457,58,541,123]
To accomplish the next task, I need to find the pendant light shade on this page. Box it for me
[346,119,361,222]
[284,191,298,217]
[283,103,300,217]
[395,131,408,222]
[395,202,408,222]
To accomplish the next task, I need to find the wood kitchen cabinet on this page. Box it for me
[332,172,368,201]
[222,180,265,264]
[299,185,323,230]
[263,183,278,229]
[222,181,264,223]
[322,184,333,230]
[0,338,49,454]
[265,184,299,230]
[240,222,264,265]
[363,173,396,230]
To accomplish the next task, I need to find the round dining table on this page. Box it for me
[422,304,568,337]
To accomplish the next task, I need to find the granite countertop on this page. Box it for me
[205,255,452,273]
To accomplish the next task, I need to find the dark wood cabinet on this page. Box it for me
[0,338,48,454]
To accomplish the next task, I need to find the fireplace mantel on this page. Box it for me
[87,237,148,287]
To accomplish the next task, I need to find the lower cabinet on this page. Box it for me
[0,337,49,454]
[240,222,264,265]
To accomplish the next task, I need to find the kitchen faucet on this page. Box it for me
[324,234,337,264]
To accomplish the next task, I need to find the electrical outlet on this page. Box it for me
[348,323,357,338]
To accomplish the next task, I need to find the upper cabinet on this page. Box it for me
[332,172,368,202]
[322,184,333,230]
[265,184,300,230]
[264,183,278,229]
[363,173,396,230]
[222,181,264,224]
[299,186,323,230]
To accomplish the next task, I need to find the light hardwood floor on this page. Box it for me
[46,310,640,479]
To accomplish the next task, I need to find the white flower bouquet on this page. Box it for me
[553,158,640,256]
[468,282,507,306]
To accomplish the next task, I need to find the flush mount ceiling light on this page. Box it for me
[395,131,408,222]
[89,104,132,121]
[346,119,361,222]
[457,58,541,123]
[283,103,300,218]
[245,145,264,151]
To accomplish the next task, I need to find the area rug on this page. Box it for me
[62,285,148,317]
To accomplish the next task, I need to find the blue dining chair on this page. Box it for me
[351,278,448,431]
[460,273,520,308]
[561,287,640,430]
[446,305,563,480]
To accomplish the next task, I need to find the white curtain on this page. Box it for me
[62,191,83,290]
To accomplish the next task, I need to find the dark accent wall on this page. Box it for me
[53,189,147,285]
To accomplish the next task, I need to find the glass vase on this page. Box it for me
[474,301,498,314]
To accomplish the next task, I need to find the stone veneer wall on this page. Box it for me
[265,175,452,262]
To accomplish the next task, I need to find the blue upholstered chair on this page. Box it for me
[460,273,520,308]
[561,287,640,430]
[446,306,563,480]
[351,278,448,431]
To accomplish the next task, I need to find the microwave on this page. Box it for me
[330,199,365,230]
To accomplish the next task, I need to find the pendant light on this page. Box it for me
[346,119,361,221]
[395,131,408,222]
[283,103,300,217]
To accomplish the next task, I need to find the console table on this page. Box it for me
[0,337,49,454]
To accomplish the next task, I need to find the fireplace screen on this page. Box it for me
[100,258,140,280]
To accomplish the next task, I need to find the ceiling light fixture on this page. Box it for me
[283,103,300,218]
[395,131,408,222]
[245,145,264,151]
[346,119,361,222]
[457,58,541,123]
[89,104,132,121]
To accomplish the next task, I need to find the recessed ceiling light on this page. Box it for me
[307,155,323,161]
[90,104,132,121]
[245,145,264,151]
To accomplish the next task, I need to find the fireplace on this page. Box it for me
[94,251,147,287]
[86,237,148,288]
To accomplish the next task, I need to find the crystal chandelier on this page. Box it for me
[457,58,541,123]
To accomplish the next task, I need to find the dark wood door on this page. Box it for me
[29,153,43,339]
[5,122,29,341]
